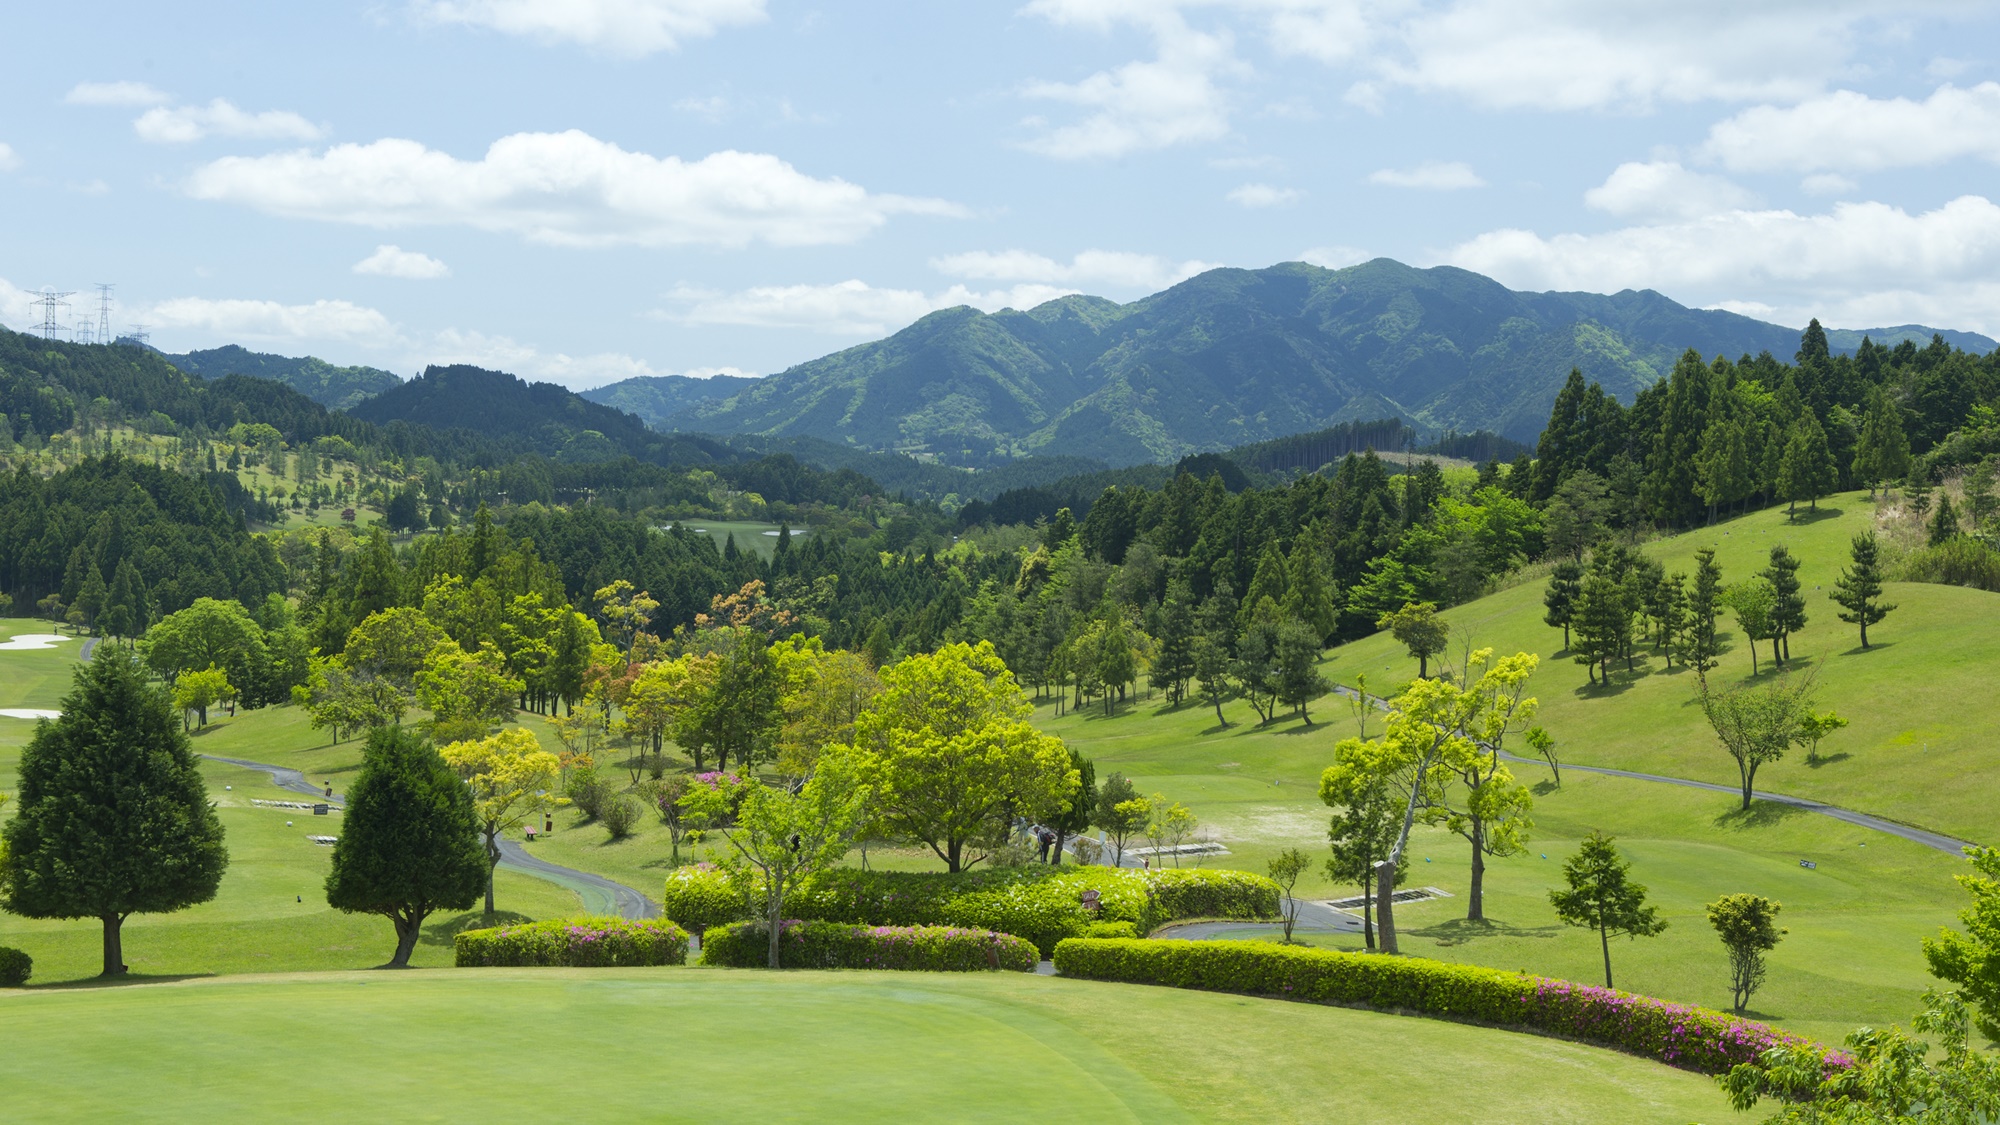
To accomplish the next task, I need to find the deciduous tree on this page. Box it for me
[1923,846,2000,1045]
[1378,600,1448,679]
[722,749,872,969]
[1548,832,1666,989]
[1707,893,1785,1012]
[439,728,565,916]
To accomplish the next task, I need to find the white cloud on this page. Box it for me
[353,245,451,280]
[1704,83,2000,174]
[421,328,669,388]
[1447,194,2000,335]
[0,143,18,173]
[679,365,758,379]
[134,99,323,144]
[184,131,963,248]
[1299,245,1369,269]
[0,278,43,330]
[1583,161,1756,221]
[664,280,1080,336]
[930,249,1218,290]
[1226,182,1300,207]
[65,80,169,107]
[1369,160,1484,190]
[1019,8,1239,159]
[1802,173,1858,196]
[414,0,766,56]
[674,95,731,122]
[145,297,397,342]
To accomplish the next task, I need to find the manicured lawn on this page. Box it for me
[1320,492,2000,844]
[0,968,1732,1123]
[676,518,808,561]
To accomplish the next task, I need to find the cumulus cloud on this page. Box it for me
[0,143,18,173]
[1226,182,1301,207]
[1019,8,1239,159]
[1583,161,1756,222]
[65,80,169,107]
[1802,173,1859,196]
[0,278,42,330]
[1704,83,2000,174]
[413,0,766,55]
[183,131,963,248]
[134,99,323,144]
[930,249,1219,290]
[353,245,451,279]
[145,297,397,342]
[1369,160,1484,190]
[663,280,1080,336]
[1447,194,2000,335]
[420,328,672,387]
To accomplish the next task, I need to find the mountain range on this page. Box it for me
[583,259,1996,464]
[160,345,401,412]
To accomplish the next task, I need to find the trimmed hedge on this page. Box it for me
[702,920,1038,972]
[454,917,689,968]
[1052,938,1840,1076]
[0,947,30,987]
[790,867,1279,956]
[661,863,748,935]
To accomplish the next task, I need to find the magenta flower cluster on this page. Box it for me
[455,916,690,968]
[701,920,1038,972]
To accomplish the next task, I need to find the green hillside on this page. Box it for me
[580,371,762,428]
[161,345,402,412]
[662,259,1989,464]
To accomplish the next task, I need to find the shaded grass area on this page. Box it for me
[1320,491,2000,844]
[0,968,1730,1124]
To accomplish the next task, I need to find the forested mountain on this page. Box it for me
[162,345,401,411]
[650,259,1993,463]
[582,372,762,429]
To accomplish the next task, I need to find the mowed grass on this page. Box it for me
[0,968,1733,1124]
[1036,682,1967,1046]
[677,518,807,561]
[0,636,583,983]
[1321,491,2000,843]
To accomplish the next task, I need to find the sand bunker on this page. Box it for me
[0,633,72,651]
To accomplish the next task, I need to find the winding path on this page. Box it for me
[203,754,660,920]
[1327,685,1978,857]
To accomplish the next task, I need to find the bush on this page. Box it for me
[600,795,642,841]
[1052,938,1840,1076]
[454,916,689,968]
[789,866,1278,956]
[0,947,30,987]
[661,862,748,936]
[1082,921,1139,939]
[701,920,1037,972]
[1898,536,2000,592]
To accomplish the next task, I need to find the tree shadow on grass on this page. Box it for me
[422,909,535,947]
[1713,800,1814,832]
[1806,753,1852,770]
[1787,505,1845,525]
[1573,677,1636,700]
[1530,779,1560,797]
[30,972,216,991]
[1409,917,1563,947]
[1838,641,1897,657]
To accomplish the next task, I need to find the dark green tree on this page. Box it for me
[1776,414,1838,516]
[324,725,488,968]
[1323,771,1407,951]
[1273,618,1328,724]
[1930,493,1962,546]
[1149,579,1198,705]
[1548,832,1667,989]
[1674,548,1723,675]
[1760,546,1806,664]
[1,651,228,976]
[1543,559,1582,651]
[1831,532,1895,648]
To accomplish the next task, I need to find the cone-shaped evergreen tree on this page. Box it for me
[325,725,486,968]
[1,650,228,976]
[1283,535,1340,645]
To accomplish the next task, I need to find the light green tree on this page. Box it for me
[439,728,566,916]
[1378,600,1449,679]
[1548,831,1667,989]
[1923,846,2000,1045]
[722,748,872,968]
[171,665,233,730]
[1707,893,1785,1012]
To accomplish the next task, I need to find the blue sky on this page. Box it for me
[4,1,2000,388]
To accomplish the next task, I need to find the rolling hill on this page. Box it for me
[609,259,1992,465]
[161,344,402,411]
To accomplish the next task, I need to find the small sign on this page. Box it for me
[313,804,328,816]
[1080,889,1101,912]
[1799,859,1817,870]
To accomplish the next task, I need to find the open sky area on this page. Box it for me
[5,1,2000,387]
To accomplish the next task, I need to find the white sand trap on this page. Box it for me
[0,709,61,720]
[0,633,73,651]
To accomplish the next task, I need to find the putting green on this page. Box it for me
[0,969,1731,1123]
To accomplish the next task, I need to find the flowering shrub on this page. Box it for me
[660,862,748,936]
[1051,938,1843,1076]
[790,867,1278,956]
[0,946,30,987]
[701,920,1037,972]
[454,916,689,968]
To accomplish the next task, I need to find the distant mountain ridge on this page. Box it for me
[582,372,761,430]
[162,345,402,412]
[594,259,1992,464]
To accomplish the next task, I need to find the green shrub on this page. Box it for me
[455,916,689,968]
[702,920,1037,972]
[1898,536,2000,592]
[1052,938,1839,1076]
[0,946,30,987]
[600,795,642,841]
[1082,921,1139,939]
[790,866,1279,956]
[661,862,748,936]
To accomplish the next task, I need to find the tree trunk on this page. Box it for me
[1051,831,1066,866]
[1599,923,1615,988]
[1418,653,1428,679]
[1739,762,1756,811]
[1860,617,1869,648]
[1374,858,1399,954]
[1361,883,1375,951]
[1466,828,1486,922]
[1747,638,1758,675]
[101,914,126,977]
[945,838,963,873]
[1211,694,1226,727]
[484,831,502,915]
[388,913,421,968]
[767,879,785,969]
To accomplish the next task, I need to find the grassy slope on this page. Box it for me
[0,968,1730,1124]
[1322,491,2000,843]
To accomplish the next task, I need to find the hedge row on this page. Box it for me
[701,921,1038,972]
[454,917,689,968]
[1052,939,1841,1077]
[783,867,1280,956]
[0,947,30,987]
[660,863,746,935]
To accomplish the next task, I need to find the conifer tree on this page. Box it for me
[1696,415,1752,522]
[1283,536,1339,644]
[1761,546,1806,664]
[1777,415,1838,515]
[1930,493,1962,546]
[1674,548,1723,675]
[1831,532,1895,648]
[1149,579,1197,704]
[1852,388,1912,498]
[1,651,228,976]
